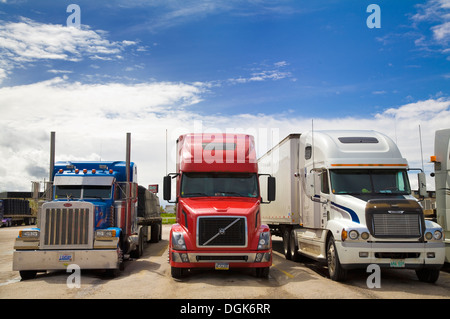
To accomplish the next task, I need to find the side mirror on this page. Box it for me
[163,175,172,201]
[267,176,276,202]
[418,172,427,197]
[306,173,315,197]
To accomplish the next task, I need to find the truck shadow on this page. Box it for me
[28,240,169,284]
[272,237,450,298]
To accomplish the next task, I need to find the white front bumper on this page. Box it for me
[13,249,120,271]
[335,241,445,269]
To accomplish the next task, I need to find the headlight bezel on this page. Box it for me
[19,229,40,239]
[257,231,271,250]
[172,231,187,250]
[95,229,117,239]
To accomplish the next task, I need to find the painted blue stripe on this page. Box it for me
[331,202,360,223]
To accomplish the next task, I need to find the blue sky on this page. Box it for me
[0,0,449,193]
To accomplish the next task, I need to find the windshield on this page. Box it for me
[181,172,258,198]
[330,169,411,195]
[55,185,112,200]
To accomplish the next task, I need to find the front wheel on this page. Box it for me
[326,236,347,282]
[19,270,37,280]
[255,267,270,278]
[415,268,440,283]
[171,266,188,279]
[283,228,291,260]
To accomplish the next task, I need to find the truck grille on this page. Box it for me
[372,214,421,237]
[41,203,93,249]
[366,199,424,239]
[197,217,247,247]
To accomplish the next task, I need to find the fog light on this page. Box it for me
[180,253,189,263]
[427,252,435,258]
[361,232,370,240]
[425,232,433,240]
[359,252,369,258]
[255,253,263,262]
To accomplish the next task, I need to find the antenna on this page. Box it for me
[165,128,168,175]
[419,125,424,171]
[312,119,315,170]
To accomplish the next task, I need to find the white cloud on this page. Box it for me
[411,0,450,50]
[227,61,295,84]
[0,17,136,83]
[432,21,450,42]
[0,77,449,195]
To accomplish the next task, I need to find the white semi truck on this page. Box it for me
[431,128,450,263]
[259,130,445,282]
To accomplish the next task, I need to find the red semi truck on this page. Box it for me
[163,133,276,278]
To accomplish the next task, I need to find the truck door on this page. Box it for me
[319,169,331,229]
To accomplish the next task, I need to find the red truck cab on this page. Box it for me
[164,133,275,278]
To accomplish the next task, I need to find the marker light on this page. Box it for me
[109,169,113,174]
[58,169,63,174]
[75,169,79,174]
[341,229,348,241]
[92,169,96,174]
[83,169,87,174]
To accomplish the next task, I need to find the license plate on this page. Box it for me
[215,262,229,270]
[59,254,74,262]
[390,259,405,268]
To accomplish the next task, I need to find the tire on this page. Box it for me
[283,228,291,260]
[130,231,144,259]
[255,267,270,278]
[19,270,37,280]
[151,223,160,243]
[326,236,347,282]
[289,229,301,262]
[171,266,187,278]
[415,268,440,283]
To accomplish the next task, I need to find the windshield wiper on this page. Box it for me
[215,191,246,197]
[183,192,209,197]
[84,195,105,200]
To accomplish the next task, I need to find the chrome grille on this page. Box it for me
[41,202,93,249]
[197,217,247,247]
[371,213,421,238]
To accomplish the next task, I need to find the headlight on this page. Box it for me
[172,232,186,250]
[258,231,271,250]
[425,230,443,241]
[95,229,116,238]
[361,232,370,240]
[348,230,359,240]
[19,229,40,239]
[433,230,443,240]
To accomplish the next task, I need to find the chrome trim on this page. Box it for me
[196,215,248,248]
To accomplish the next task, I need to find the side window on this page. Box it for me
[305,145,312,160]
[321,170,330,194]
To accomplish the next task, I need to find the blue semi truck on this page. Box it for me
[13,160,162,280]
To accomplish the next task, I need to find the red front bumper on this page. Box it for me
[170,248,272,269]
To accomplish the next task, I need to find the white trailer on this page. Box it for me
[431,128,450,263]
[259,130,445,282]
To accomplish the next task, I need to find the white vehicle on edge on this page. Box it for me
[259,130,445,282]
